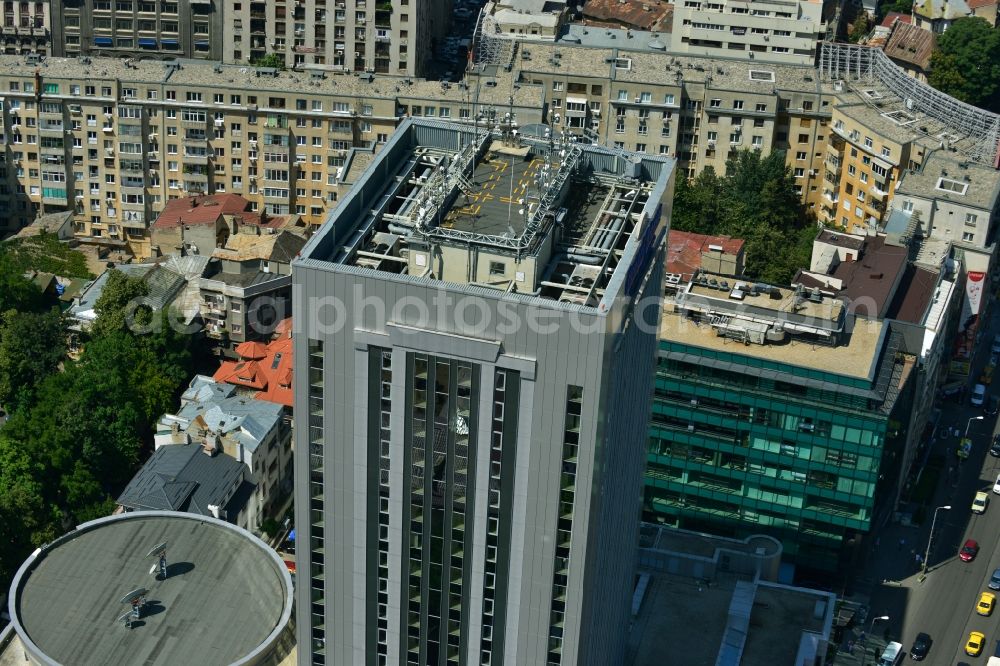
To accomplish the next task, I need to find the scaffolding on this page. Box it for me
[471,7,517,69]
[818,42,1000,165]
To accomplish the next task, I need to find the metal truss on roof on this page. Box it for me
[818,41,1000,165]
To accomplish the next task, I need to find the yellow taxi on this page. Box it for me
[978,592,996,616]
[967,631,986,656]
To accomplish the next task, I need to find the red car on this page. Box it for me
[960,539,980,562]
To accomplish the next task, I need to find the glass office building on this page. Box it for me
[645,275,916,572]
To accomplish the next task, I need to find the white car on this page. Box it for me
[993,473,1000,494]
[972,383,987,407]
[974,491,990,514]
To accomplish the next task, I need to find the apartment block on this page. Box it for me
[222,0,452,76]
[816,42,1000,235]
[891,151,1000,251]
[670,0,827,65]
[50,0,222,60]
[511,33,835,212]
[647,276,917,571]
[0,55,543,243]
[0,0,50,55]
[292,118,673,665]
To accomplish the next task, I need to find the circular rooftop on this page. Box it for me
[9,511,293,666]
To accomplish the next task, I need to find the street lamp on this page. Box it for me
[923,505,952,573]
[864,615,890,654]
[966,415,985,438]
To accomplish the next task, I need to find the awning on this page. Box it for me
[161,38,179,48]
[93,36,113,47]
[566,96,588,106]
[194,40,210,49]
[138,37,157,48]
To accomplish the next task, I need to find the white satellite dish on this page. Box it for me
[149,563,159,575]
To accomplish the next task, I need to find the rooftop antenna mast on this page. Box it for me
[118,587,149,624]
[147,542,168,580]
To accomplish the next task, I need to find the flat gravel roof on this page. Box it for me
[12,513,288,666]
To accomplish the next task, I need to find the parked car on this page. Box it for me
[960,539,981,562]
[972,383,987,406]
[877,641,904,666]
[991,434,1000,457]
[973,491,990,514]
[979,592,996,616]
[994,473,1000,494]
[990,396,1000,416]
[989,567,1000,590]
[966,631,985,657]
[910,632,932,660]
[992,333,1000,354]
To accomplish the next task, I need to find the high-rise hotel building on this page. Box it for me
[292,119,674,665]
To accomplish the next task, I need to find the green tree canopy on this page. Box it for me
[251,53,286,70]
[929,17,1000,111]
[91,269,152,338]
[0,308,66,412]
[670,149,818,284]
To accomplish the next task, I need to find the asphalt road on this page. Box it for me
[880,309,1000,665]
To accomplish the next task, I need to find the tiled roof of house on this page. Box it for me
[881,11,914,26]
[665,230,745,280]
[212,230,306,263]
[116,443,251,517]
[213,335,294,409]
[884,21,936,72]
[582,0,672,30]
[151,193,255,229]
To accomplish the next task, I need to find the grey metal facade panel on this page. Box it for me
[292,119,676,665]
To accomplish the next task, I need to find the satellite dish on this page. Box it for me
[119,588,148,606]
[146,542,168,558]
[149,563,159,575]
[116,610,134,627]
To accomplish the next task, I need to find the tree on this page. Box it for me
[849,11,872,43]
[91,269,152,338]
[0,309,66,412]
[669,148,819,284]
[251,53,286,70]
[929,17,1000,111]
[0,263,42,315]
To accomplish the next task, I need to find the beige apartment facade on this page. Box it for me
[670,0,828,65]
[513,43,835,213]
[221,0,452,76]
[0,0,49,55]
[0,56,543,247]
[49,0,222,60]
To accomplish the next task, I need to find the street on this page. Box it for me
[862,305,1000,665]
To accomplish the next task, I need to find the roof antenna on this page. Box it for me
[118,587,149,624]
[147,542,168,580]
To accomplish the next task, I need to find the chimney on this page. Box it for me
[189,196,198,207]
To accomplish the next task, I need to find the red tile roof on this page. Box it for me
[968,0,996,9]
[213,335,293,408]
[152,194,255,229]
[880,11,914,26]
[582,0,672,30]
[666,230,745,280]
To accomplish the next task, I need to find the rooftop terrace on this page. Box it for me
[661,302,885,380]
[301,119,673,306]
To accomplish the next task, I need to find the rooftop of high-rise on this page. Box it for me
[297,118,674,307]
